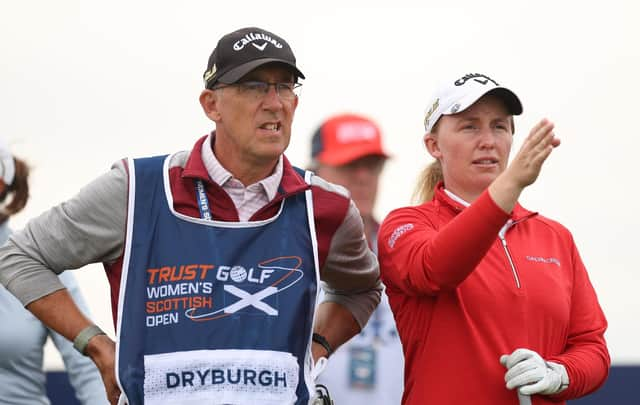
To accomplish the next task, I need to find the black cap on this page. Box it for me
[203,27,305,89]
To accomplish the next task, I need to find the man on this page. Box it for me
[0,27,381,405]
[310,114,404,404]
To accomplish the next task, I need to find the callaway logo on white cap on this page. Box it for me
[423,73,523,133]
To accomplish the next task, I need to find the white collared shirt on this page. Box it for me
[201,134,283,221]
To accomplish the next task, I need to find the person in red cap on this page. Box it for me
[310,113,404,405]
[377,73,609,404]
[310,113,389,243]
[0,28,381,405]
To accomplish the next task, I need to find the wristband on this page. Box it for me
[73,325,106,355]
[312,333,333,357]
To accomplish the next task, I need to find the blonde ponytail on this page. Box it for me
[412,160,443,204]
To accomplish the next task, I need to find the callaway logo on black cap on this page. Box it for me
[232,32,283,51]
[203,27,305,89]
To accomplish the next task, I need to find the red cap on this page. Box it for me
[311,114,389,166]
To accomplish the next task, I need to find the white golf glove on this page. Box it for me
[500,348,569,396]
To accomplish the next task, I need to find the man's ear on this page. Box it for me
[199,89,221,121]
[424,134,442,159]
[292,93,299,110]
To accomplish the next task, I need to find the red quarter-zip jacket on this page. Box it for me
[378,184,609,404]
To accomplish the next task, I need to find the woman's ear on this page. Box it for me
[199,89,221,121]
[424,134,442,159]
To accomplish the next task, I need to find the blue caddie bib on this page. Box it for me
[115,155,320,405]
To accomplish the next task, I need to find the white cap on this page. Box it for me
[423,73,523,133]
[0,139,15,186]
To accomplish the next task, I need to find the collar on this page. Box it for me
[181,133,309,197]
[444,188,471,207]
[200,133,282,201]
[435,182,535,220]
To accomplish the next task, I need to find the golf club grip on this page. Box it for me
[518,392,532,405]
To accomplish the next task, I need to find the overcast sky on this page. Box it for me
[1,0,638,368]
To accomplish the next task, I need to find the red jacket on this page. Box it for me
[378,184,609,405]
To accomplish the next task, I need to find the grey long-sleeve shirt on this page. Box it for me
[0,156,381,328]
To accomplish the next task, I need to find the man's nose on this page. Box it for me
[262,85,284,109]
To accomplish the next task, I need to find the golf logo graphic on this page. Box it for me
[229,266,248,282]
[185,256,305,322]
